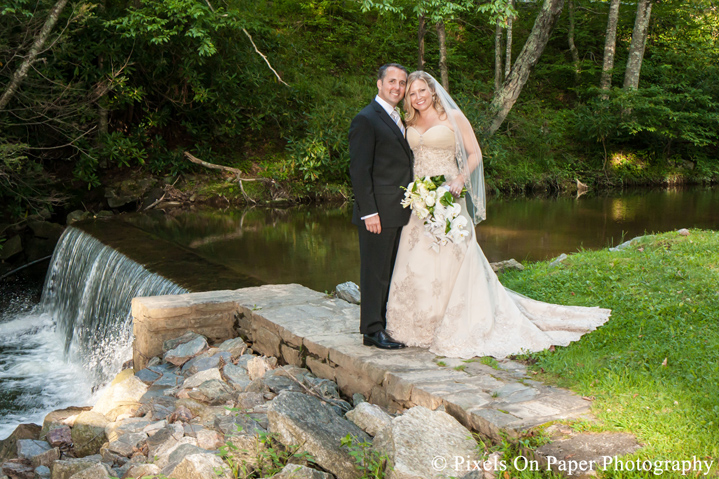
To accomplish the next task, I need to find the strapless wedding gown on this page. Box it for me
[385,125,611,358]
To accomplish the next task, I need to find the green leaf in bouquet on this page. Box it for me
[439,191,454,207]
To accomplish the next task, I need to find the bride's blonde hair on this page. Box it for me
[403,71,447,126]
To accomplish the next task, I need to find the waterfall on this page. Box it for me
[0,226,186,439]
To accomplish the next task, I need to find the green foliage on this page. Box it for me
[501,230,719,462]
[341,433,391,479]
[219,429,315,478]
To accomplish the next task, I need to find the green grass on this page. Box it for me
[499,229,719,477]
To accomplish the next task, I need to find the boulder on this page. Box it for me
[27,221,64,241]
[67,463,111,479]
[182,352,231,377]
[49,458,103,479]
[196,429,224,450]
[92,370,148,419]
[182,368,222,390]
[163,332,203,353]
[268,391,370,479]
[214,414,266,437]
[153,439,200,469]
[122,463,160,479]
[247,356,277,381]
[106,432,147,458]
[186,379,235,405]
[489,258,524,273]
[35,465,51,479]
[16,440,57,468]
[0,424,41,461]
[217,338,247,358]
[221,435,268,472]
[161,453,231,479]
[0,235,23,260]
[235,392,265,411]
[1,459,34,479]
[345,403,392,437]
[41,407,90,439]
[70,412,109,457]
[335,281,361,305]
[66,210,91,225]
[373,406,479,479]
[223,363,251,391]
[46,427,72,448]
[164,337,208,366]
[105,418,153,443]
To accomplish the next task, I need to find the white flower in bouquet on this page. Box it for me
[401,175,470,252]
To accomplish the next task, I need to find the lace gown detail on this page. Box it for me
[385,126,611,358]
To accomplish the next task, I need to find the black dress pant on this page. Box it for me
[357,224,402,335]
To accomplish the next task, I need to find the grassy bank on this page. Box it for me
[495,230,719,477]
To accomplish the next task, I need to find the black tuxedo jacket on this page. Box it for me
[349,100,413,228]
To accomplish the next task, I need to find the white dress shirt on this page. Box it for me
[361,96,404,221]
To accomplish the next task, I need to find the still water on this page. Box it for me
[120,186,719,293]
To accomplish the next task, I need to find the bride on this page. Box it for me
[385,71,611,359]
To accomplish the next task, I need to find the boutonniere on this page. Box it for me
[395,106,406,123]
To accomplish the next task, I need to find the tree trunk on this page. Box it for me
[623,0,652,90]
[568,0,580,82]
[0,0,70,111]
[495,20,503,92]
[418,14,427,71]
[504,0,514,79]
[485,0,566,136]
[436,20,449,91]
[599,0,621,95]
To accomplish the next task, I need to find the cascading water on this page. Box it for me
[0,227,186,439]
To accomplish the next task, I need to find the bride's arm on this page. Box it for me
[446,111,482,196]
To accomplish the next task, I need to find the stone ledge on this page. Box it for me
[132,284,593,440]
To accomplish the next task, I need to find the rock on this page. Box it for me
[0,424,41,461]
[223,363,251,391]
[100,446,128,466]
[66,210,90,225]
[156,441,204,470]
[104,178,156,209]
[535,432,641,477]
[1,459,33,479]
[105,418,153,443]
[45,427,72,448]
[182,352,232,377]
[268,391,370,479]
[182,368,222,389]
[133,368,161,385]
[71,412,109,457]
[217,338,247,358]
[145,424,184,457]
[352,394,366,407]
[0,235,22,260]
[373,406,478,479]
[49,458,102,479]
[196,429,224,450]
[306,378,340,400]
[122,463,160,479]
[35,465,51,479]
[271,464,334,479]
[164,337,208,366]
[335,281,361,304]
[548,253,568,267]
[153,437,198,469]
[262,371,304,394]
[186,379,235,405]
[41,407,89,439]
[346,403,392,437]
[92,370,148,419]
[168,406,194,424]
[235,354,255,370]
[214,414,266,437]
[163,332,203,353]
[107,432,147,457]
[221,435,268,471]
[609,236,645,252]
[67,463,110,479]
[94,210,114,218]
[490,258,524,273]
[247,356,278,381]
[161,453,231,479]
[235,392,265,411]
[678,228,690,236]
[16,440,57,468]
[27,221,64,240]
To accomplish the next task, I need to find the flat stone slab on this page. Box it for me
[133,284,594,440]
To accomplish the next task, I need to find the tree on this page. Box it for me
[504,0,514,79]
[624,0,653,90]
[567,0,579,82]
[0,0,70,110]
[484,0,566,135]
[600,0,621,94]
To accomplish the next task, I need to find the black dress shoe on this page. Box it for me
[363,330,406,349]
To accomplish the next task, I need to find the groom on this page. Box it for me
[349,63,413,349]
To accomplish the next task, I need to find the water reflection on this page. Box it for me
[116,186,719,293]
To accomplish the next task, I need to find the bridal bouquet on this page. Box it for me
[401,175,470,252]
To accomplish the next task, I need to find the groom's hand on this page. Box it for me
[364,215,382,234]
